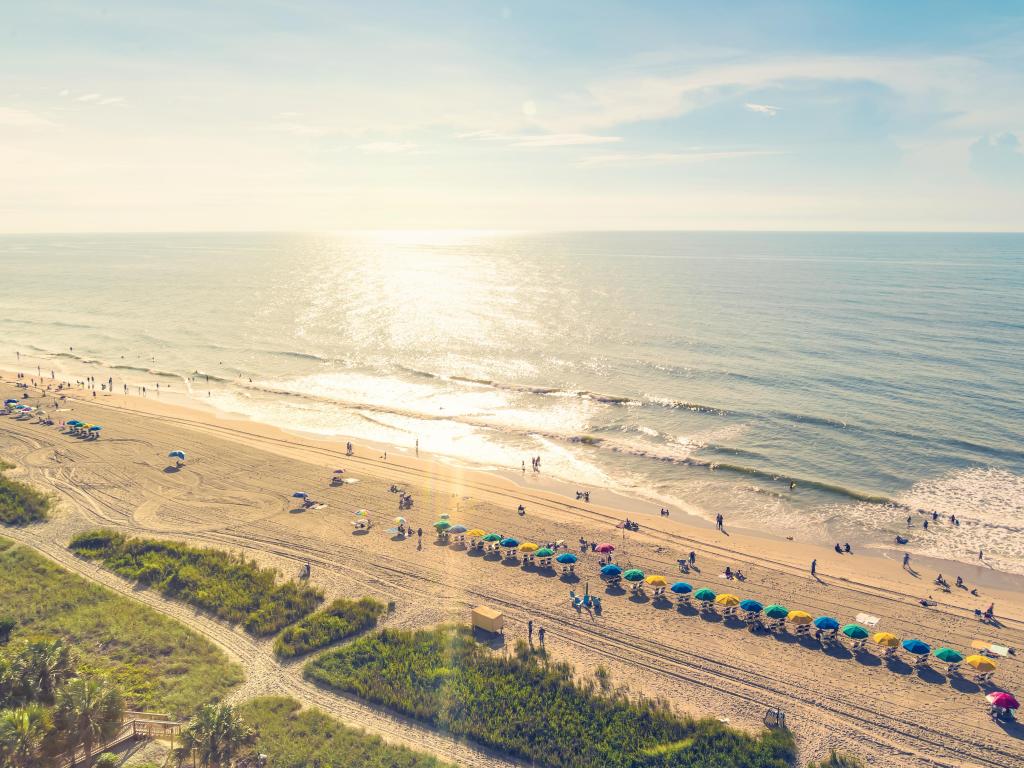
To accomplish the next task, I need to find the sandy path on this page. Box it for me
[2,387,1022,767]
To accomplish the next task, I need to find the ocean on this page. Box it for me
[1,231,1022,572]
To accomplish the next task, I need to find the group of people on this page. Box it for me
[715,513,726,531]
[574,490,591,502]
[833,542,853,554]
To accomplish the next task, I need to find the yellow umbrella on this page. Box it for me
[872,632,900,648]
[964,655,997,672]
[519,542,539,553]
[466,529,486,537]
[787,610,813,625]
[715,593,741,607]
[645,575,668,587]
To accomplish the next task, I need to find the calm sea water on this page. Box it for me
[1,231,1022,571]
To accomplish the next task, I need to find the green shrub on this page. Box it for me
[0,463,51,525]
[274,597,386,659]
[305,625,795,768]
[237,696,451,768]
[69,531,322,636]
[94,753,119,768]
[0,617,14,643]
[0,539,242,716]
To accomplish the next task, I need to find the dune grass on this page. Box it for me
[305,624,795,768]
[237,696,452,768]
[69,530,322,636]
[0,536,242,717]
[274,597,387,659]
[0,460,51,526]
[806,754,865,768]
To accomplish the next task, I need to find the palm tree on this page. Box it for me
[177,704,253,767]
[15,639,77,703]
[0,703,53,768]
[54,675,124,766]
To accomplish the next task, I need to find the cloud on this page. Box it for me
[358,141,416,154]
[459,130,621,147]
[98,97,124,105]
[270,122,332,137]
[970,133,1024,179]
[578,149,781,168]
[745,102,780,116]
[75,93,102,102]
[0,107,55,128]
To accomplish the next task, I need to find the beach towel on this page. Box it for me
[855,613,880,626]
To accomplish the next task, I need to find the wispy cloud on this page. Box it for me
[578,149,781,168]
[270,122,332,137]
[459,130,621,148]
[75,93,102,102]
[72,92,122,105]
[0,107,55,128]
[745,102,780,116]
[358,141,416,154]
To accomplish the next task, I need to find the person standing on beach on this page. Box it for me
[527,620,533,644]
[538,626,545,648]
[689,551,696,565]
[903,553,911,568]
[415,438,419,457]
[810,559,816,576]
[979,549,984,560]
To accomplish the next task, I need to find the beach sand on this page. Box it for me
[2,377,1022,767]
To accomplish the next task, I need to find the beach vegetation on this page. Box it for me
[0,463,51,526]
[305,624,795,768]
[0,536,242,716]
[237,696,452,768]
[69,530,322,636]
[806,753,865,768]
[274,597,387,659]
[176,703,253,768]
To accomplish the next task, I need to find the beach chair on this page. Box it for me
[849,638,866,651]
[698,599,715,614]
[882,646,896,660]
[722,605,738,618]
[606,577,621,590]
[676,594,691,608]
[794,623,811,637]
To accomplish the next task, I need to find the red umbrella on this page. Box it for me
[987,692,1019,709]
[595,543,615,553]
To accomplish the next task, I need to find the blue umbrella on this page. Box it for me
[813,616,840,631]
[88,425,102,431]
[600,564,623,577]
[500,537,520,548]
[740,599,764,613]
[4,399,17,405]
[670,581,693,594]
[902,639,930,655]
[449,524,467,534]
[292,491,308,499]
[168,450,186,459]
[556,552,577,564]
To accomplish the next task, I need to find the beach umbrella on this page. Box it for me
[168,450,186,459]
[482,533,502,542]
[739,599,763,613]
[623,568,645,583]
[519,542,538,552]
[556,552,578,564]
[787,610,813,625]
[764,604,789,620]
[600,564,622,577]
[67,420,83,427]
[292,491,308,499]
[986,692,1019,709]
[813,616,840,631]
[715,593,740,607]
[449,524,468,534]
[440,512,450,520]
[500,537,520,548]
[934,648,963,664]
[535,547,554,558]
[595,543,615,554]
[333,469,344,474]
[88,425,102,432]
[394,516,406,525]
[4,399,17,405]
[841,624,870,640]
[902,639,930,655]
[964,655,997,672]
[353,509,368,517]
[433,520,451,530]
[670,581,693,594]
[693,588,716,602]
[645,575,668,587]
[873,632,900,648]
[467,529,486,537]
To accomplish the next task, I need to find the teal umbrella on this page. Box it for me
[841,624,870,640]
[764,604,789,619]
[934,647,963,663]
[694,588,716,601]
[623,569,645,582]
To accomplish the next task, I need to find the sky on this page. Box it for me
[1,1,1023,232]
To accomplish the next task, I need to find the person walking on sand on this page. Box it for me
[527,620,533,644]
[903,552,911,568]
[810,559,816,577]
[689,551,696,566]
[979,549,984,561]
[538,626,545,648]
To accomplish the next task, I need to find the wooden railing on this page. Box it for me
[58,713,182,767]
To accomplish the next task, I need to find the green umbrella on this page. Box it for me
[934,647,963,663]
[694,588,717,602]
[841,624,870,640]
[481,533,502,542]
[623,568,645,582]
[535,548,554,557]
[764,604,789,619]
[433,520,451,530]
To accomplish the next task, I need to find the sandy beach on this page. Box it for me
[2,376,1022,767]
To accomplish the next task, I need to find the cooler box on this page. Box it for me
[472,606,504,634]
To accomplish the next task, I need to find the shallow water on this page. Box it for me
[1,231,1021,571]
